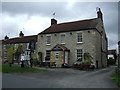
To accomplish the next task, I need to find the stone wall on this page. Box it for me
[50,51,64,67]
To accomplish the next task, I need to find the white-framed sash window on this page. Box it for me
[77,49,83,62]
[46,36,51,45]
[60,34,65,44]
[77,33,83,43]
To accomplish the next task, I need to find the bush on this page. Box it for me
[107,58,116,66]
[73,60,95,70]
[33,58,40,66]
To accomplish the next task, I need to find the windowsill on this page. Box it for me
[61,43,65,45]
[77,42,83,44]
[46,44,51,46]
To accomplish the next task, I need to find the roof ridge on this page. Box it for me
[57,18,98,25]
[4,35,37,40]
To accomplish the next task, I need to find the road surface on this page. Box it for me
[2,66,118,88]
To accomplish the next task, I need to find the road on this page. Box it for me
[2,66,118,88]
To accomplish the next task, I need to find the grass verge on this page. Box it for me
[2,64,47,73]
[110,73,120,87]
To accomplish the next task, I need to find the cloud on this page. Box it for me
[1,2,118,50]
[23,16,51,35]
[2,13,29,38]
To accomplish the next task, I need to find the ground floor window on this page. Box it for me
[4,51,7,58]
[55,53,59,60]
[77,49,83,62]
[45,50,51,61]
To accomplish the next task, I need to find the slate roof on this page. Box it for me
[3,35,37,44]
[38,18,100,35]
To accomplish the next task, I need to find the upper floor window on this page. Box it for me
[77,33,83,43]
[14,44,18,50]
[60,34,65,44]
[46,36,51,45]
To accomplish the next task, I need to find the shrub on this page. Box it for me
[33,58,40,66]
[107,58,116,65]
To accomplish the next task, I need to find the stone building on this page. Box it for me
[37,8,108,68]
[2,31,37,63]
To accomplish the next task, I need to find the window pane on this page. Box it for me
[77,33,82,42]
[55,53,59,60]
[61,35,65,44]
[77,49,83,61]
[47,36,51,45]
[46,50,51,56]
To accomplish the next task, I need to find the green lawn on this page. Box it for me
[2,64,47,73]
[110,73,120,87]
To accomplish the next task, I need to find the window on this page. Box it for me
[46,50,51,57]
[14,44,18,50]
[77,49,83,61]
[46,36,51,45]
[45,50,51,60]
[60,34,65,44]
[77,33,83,43]
[4,51,7,58]
[3,45,6,49]
[55,53,59,60]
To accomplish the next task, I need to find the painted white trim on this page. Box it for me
[77,42,83,44]
[46,34,51,36]
[46,44,51,46]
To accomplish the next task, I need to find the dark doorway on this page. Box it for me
[96,61,98,69]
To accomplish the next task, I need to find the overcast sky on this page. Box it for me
[1,1,119,50]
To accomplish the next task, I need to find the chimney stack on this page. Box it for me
[4,35,9,40]
[19,31,24,38]
[51,18,57,26]
[97,8,103,21]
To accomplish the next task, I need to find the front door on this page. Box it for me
[65,51,68,63]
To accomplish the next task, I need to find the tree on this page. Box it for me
[84,52,93,61]
[113,53,117,64]
[83,52,94,65]
[7,45,15,66]
[14,44,23,64]
[38,52,42,62]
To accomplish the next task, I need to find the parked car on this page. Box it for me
[62,63,72,68]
